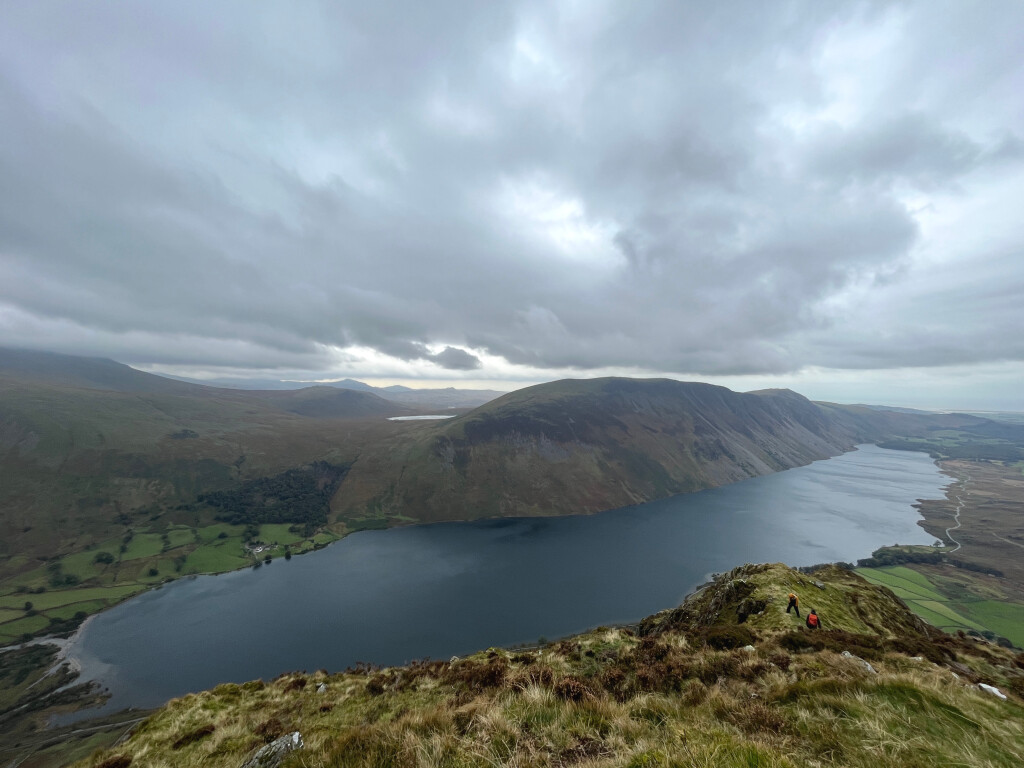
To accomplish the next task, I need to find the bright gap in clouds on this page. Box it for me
[494,174,623,270]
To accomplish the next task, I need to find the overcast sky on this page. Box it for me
[2,1,1023,409]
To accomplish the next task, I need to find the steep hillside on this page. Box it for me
[74,563,1024,768]
[0,373,414,593]
[334,378,983,522]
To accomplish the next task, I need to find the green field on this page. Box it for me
[256,523,305,546]
[0,584,143,612]
[857,565,1024,646]
[856,566,946,601]
[961,600,1024,647]
[120,532,166,560]
[183,542,251,573]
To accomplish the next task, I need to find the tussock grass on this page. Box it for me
[77,564,1024,768]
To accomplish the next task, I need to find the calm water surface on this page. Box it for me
[66,445,944,713]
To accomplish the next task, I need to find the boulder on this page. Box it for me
[840,650,876,675]
[978,683,1007,700]
[241,731,303,768]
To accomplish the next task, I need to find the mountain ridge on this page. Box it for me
[332,377,985,523]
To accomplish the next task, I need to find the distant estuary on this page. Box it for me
[66,444,943,714]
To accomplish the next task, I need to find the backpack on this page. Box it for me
[807,613,819,628]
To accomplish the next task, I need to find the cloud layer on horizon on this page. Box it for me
[1,1,1023,399]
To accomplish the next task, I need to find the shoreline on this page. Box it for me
[44,445,943,719]
[7,445,917,660]
[6,447,861,651]
[5,443,951,727]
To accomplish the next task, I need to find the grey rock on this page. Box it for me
[241,731,303,768]
[741,645,756,652]
[840,650,876,674]
[978,683,1007,700]
[947,661,974,679]
[813,581,826,590]
[316,682,327,694]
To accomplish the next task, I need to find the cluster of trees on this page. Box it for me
[946,557,1004,577]
[856,548,944,568]
[46,562,79,587]
[878,439,1024,462]
[856,547,1004,577]
[199,461,348,534]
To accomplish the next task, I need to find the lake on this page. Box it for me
[65,444,944,714]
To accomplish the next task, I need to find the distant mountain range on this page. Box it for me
[0,347,426,419]
[163,371,504,409]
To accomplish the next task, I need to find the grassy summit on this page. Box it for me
[78,563,1024,768]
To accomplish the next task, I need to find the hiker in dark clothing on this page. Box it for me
[786,592,800,618]
[806,610,821,629]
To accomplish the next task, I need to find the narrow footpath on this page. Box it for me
[944,473,970,553]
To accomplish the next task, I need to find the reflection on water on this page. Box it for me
[66,444,944,714]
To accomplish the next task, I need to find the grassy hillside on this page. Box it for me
[0,367,420,642]
[0,347,208,395]
[73,563,1024,768]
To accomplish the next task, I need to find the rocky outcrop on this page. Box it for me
[240,731,302,768]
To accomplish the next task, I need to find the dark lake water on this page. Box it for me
[65,444,944,714]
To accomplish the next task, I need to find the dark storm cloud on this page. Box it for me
[1,0,1022,380]
[430,347,482,371]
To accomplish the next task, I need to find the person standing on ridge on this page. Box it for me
[786,592,800,618]
[806,609,821,629]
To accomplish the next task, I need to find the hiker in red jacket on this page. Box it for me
[806,609,821,629]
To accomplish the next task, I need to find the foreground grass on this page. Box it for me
[77,564,1024,768]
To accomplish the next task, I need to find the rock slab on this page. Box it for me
[241,731,303,768]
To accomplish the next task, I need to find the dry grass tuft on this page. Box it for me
[170,723,215,750]
[553,675,594,702]
[254,715,286,743]
[93,756,132,768]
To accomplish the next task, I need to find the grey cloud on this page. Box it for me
[430,347,482,370]
[805,114,987,188]
[1,0,1022,384]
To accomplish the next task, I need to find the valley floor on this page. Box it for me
[858,458,1024,648]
